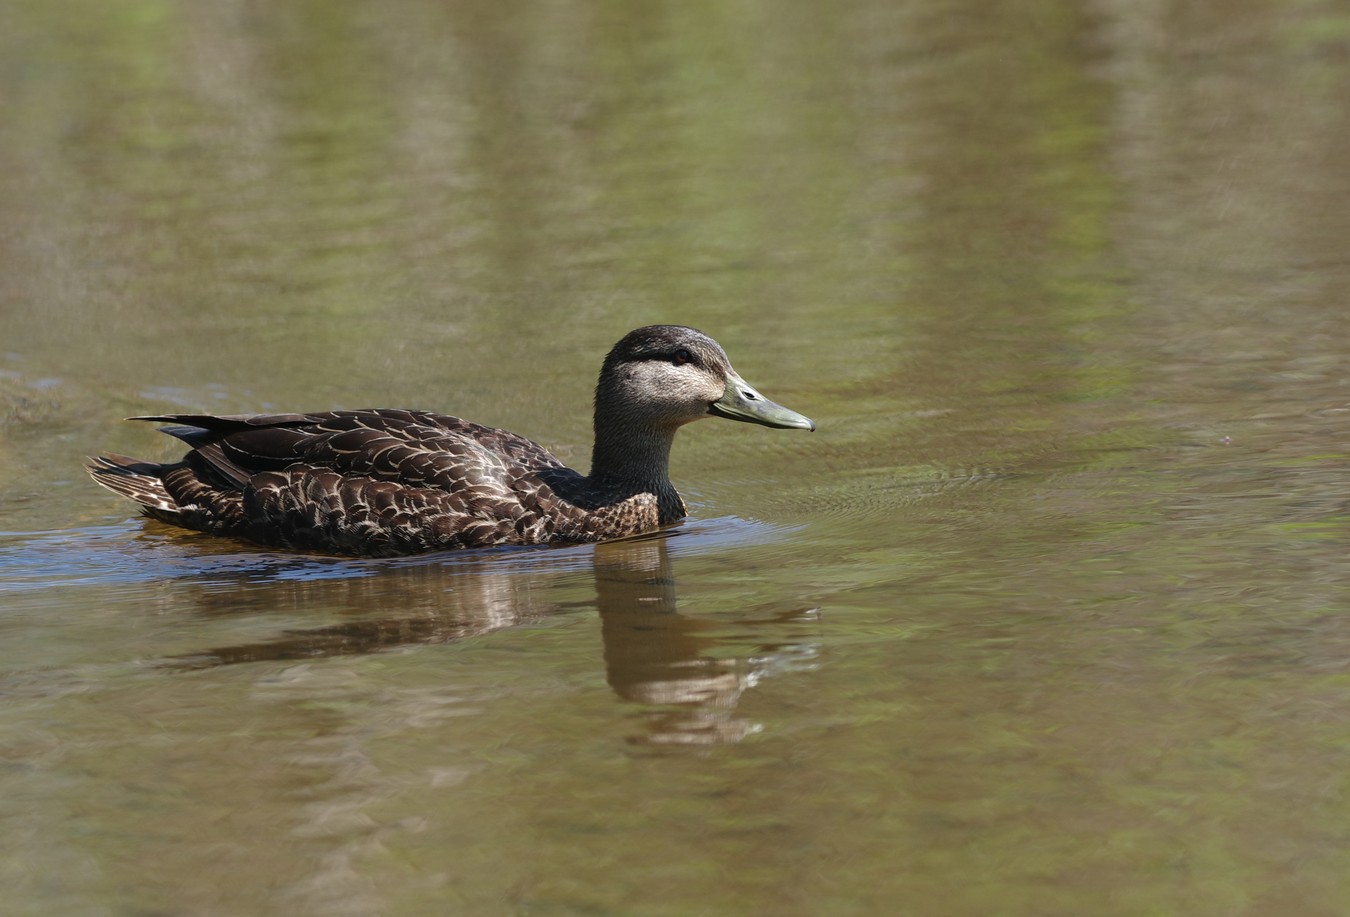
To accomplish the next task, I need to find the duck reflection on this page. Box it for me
[171,535,819,745]
[597,540,767,745]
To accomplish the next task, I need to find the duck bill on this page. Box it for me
[708,371,816,431]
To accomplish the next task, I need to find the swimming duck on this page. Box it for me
[88,325,814,556]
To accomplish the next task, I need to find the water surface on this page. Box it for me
[2,0,1350,914]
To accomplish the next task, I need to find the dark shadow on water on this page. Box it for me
[156,522,820,746]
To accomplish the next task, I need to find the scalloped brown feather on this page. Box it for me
[90,410,663,556]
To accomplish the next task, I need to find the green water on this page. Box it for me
[3,0,1350,914]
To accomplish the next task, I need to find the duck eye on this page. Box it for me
[671,349,694,366]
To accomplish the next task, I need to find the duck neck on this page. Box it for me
[588,411,686,523]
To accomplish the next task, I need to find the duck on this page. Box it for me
[88,325,815,556]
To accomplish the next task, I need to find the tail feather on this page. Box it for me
[86,454,181,517]
[129,413,317,448]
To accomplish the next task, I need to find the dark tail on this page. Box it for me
[86,454,182,520]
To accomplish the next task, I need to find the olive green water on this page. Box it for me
[3,1,1350,914]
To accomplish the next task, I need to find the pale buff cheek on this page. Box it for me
[670,372,724,405]
[627,364,725,419]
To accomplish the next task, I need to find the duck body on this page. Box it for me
[92,409,665,556]
[89,326,814,557]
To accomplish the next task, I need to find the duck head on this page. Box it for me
[595,325,816,433]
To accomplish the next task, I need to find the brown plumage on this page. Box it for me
[88,326,815,556]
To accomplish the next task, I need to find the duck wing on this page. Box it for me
[107,410,579,554]
[134,409,566,482]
